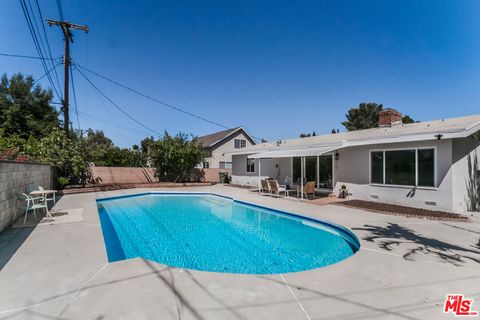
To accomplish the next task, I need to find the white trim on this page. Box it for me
[210,127,257,149]
[332,152,336,190]
[368,146,437,188]
[225,115,480,157]
[248,145,342,159]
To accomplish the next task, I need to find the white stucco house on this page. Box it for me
[197,127,256,169]
[226,109,480,213]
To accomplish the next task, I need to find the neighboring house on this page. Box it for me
[227,109,480,213]
[197,127,256,169]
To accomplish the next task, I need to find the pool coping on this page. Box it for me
[96,191,361,251]
[2,185,479,319]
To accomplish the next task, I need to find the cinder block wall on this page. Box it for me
[90,167,157,184]
[0,161,55,232]
[91,166,231,184]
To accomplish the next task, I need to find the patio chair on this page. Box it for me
[16,193,48,224]
[268,180,287,197]
[38,186,56,205]
[260,179,271,195]
[298,181,316,199]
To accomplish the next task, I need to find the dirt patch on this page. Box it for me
[334,200,470,222]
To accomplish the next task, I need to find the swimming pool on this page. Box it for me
[97,193,359,274]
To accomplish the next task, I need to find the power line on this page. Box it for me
[74,63,231,130]
[74,63,265,141]
[73,108,155,142]
[20,0,59,96]
[75,109,152,134]
[33,60,62,85]
[74,65,163,137]
[19,0,62,99]
[0,52,59,60]
[70,64,81,130]
[56,0,64,21]
[33,0,63,95]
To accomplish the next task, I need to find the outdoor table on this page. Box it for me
[29,190,57,218]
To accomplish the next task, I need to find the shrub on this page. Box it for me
[151,132,206,182]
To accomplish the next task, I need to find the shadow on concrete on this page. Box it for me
[353,223,480,266]
[142,259,207,320]
[0,263,172,320]
[184,270,243,319]
[0,227,35,271]
[0,197,68,271]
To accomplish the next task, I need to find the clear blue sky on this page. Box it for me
[1,0,479,147]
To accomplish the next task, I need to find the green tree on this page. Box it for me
[402,115,415,124]
[150,132,206,182]
[74,129,114,166]
[0,130,25,159]
[342,103,416,131]
[34,128,90,186]
[342,103,383,131]
[0,73,59,139]
[299,131,317,138]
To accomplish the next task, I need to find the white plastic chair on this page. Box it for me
[16,193,48,224]
[38,186,56,205]
[268,180,287,197]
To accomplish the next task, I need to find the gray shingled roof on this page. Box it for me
[196,127,242,148]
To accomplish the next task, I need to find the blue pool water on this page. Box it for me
[97,193,359,274]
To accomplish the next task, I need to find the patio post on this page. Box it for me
[301,156,304,199]
[258,158,261,194]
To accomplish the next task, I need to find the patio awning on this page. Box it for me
[247,144,342,159]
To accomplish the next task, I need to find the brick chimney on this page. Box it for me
[379,108,402,127]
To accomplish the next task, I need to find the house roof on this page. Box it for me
[196,127,256,149]
[227,114,480,157]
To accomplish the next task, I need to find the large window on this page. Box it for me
[371,151,384,184]
[370,148,435,187]
[234,139,247,149]
[202,161,209,169]
[292,157,301,182]
[417,149,435,187]
[246,158,255,173]
[385,150,416,186]
[219,161,232,169]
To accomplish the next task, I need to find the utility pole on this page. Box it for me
[47,20,88,136]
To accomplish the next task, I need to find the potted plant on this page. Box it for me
[339,184,348,198]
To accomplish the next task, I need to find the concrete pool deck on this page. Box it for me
[0,185,479,320]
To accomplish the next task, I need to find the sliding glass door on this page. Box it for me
[292,155,334,189]
[318,155,333,189]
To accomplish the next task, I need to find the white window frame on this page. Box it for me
[369,147,437,189]
[202,161,210,169]
[246,158,255,173]
[219,161,232,169]
[234,139,247,149]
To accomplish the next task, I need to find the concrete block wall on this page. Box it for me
[90,167,157,184]
[0,161,55,232]
[91,166,231,184]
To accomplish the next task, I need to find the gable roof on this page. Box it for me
[196,127,256,149]
[226,114,480,156]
